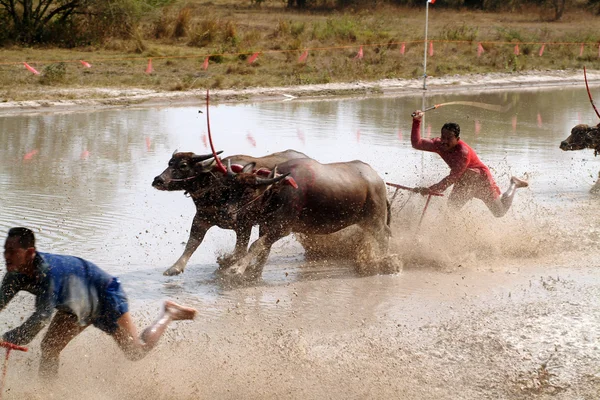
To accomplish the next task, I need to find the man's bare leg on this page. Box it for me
[112,301,197,361]
[39,311,88,379]
[488,176,529,217]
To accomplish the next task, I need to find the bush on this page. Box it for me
[39,63,67,85]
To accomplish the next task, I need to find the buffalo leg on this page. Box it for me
[225,228,288,278]
[216,224,252,269]
[164,218,211,276]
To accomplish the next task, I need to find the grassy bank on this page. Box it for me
[1,1,600,102]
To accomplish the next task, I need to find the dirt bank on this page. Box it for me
[1,69,599,116]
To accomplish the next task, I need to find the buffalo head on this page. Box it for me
[152,150,223,191]
[219,161,291,218]
[560,124,600,153]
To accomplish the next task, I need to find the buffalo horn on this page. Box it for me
[226,160,236,178]
[191,150,223,163]
[253,172,291,187]
[268,166,277,179]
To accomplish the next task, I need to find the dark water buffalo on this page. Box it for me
[560,123,600,193]
[217,158,392,279]
[152,149,309,275]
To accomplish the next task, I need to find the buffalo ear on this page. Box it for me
[242,162,256,173]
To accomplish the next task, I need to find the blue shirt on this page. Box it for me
[0,252,115,345]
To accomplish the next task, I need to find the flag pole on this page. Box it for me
[422,0,430,90]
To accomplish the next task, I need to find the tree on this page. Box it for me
[0,0,91,43]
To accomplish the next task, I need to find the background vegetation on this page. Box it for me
[1,0,600,101]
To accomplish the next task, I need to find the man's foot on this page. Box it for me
[511,176,529,188]
[164,300,197,321]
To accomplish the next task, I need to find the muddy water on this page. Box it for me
[0,87,599,399]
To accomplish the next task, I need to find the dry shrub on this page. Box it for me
[188,19,220,47]
[153,9,174,39]
[173,7,192,38]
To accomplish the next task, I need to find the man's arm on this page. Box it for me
[2,278,55,345]
[429,146,470,193]
[0,273,20,313]
[411,114,438,152]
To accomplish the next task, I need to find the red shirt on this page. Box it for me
[411,119,499,195]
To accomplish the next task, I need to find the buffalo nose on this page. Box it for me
[559,141,568,149]
[152,176,163,187]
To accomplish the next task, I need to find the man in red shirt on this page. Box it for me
[411,110,528,217]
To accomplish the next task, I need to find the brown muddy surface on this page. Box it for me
[1,81,600,399]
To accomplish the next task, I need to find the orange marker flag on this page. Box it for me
[397,129,403,141]
[145,58,154,74]
[248,52,259,64]
[79,60,91,68]
[539,44,546,57]
[202,57,209,70]
[477,43,484,57]
[580,43,584,57]
[475,120,481,135]
[354,46,363,60]
[298,50,308,63]
[429,41,434,56]
[80,150,90,160]
[23,62,39,75]
[145,137,152,151]
[514,44,520,55]
[512,115,517,132]
[400,42,406,55]
[23,149,39,160]
[201,133,208,149]
[537,113,543,128]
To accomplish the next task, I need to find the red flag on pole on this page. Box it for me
[428,0,435,3]
[202,57,209,70]
[298,50,308,63]
[23,62,39,75]
[248,52,259,64]
[580,43,584,57]
[354,46,363,59]
[79,60,91,68]
[539,44,545,57]
[477,43,484,57]
[514,44,520,55]
[400,42,405,55]
[145,58,154,74]
[429,41,434,56]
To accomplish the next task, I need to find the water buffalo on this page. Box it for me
[217,157,393,279]
[152,149,309,275]
[560,123,600,193]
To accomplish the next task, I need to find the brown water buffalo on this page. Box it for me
[152,149,309,275]
[560,123,600,193]
[216,157,392,279]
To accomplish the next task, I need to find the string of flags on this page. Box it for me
[15,40,600,76]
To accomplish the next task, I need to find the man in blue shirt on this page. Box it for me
[1,227,197,379]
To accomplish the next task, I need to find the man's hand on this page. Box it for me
[411,110,423,121]
[414,187,431,196]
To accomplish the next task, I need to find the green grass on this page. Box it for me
[1,2,600,101]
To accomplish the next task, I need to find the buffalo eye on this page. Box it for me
[178,162,189,170]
